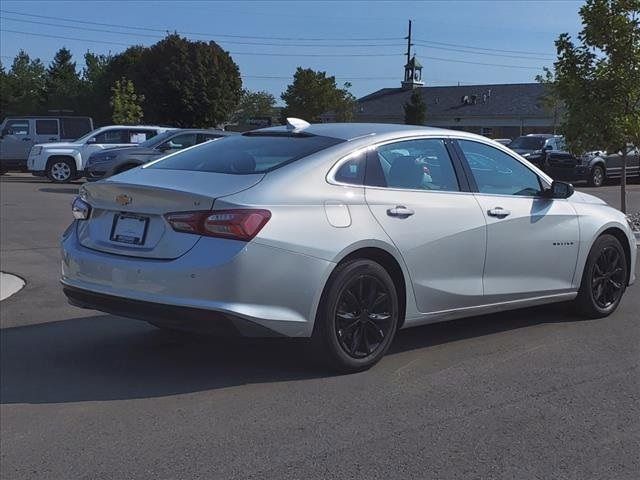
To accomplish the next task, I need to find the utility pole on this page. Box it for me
[405,20,413,67]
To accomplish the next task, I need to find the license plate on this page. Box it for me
[110,214,149,245]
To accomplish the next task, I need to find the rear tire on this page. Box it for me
[312,259,399,373]
[574,234,627,318]
[588,165,605,187]
[47,157,76,183]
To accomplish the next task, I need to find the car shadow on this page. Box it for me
[38,187,80,195]
[0,304,577,405]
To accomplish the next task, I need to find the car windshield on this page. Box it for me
[148,132,345,174]
[509,136,546,150]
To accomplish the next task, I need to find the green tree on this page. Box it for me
[44,48,81,113]
[281,68,353,122]
[334,82,356,122]
[80,51,113,123]
[1,51,46,115]
[403,89,426,125]
[110,77,144,124]
[547,0,640,213]
[234,89,276,123]
[135,34,242,127]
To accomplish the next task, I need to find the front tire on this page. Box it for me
[588,165,605,187]
[312,259,399,373]
[574,234,627,318]
[47,158,76,183]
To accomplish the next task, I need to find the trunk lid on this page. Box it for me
[77,168,264,259]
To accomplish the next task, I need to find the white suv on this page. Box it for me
[28,125,173,183]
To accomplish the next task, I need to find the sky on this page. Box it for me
[0,0,585,103]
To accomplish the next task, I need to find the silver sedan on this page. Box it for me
[61,121,637,372]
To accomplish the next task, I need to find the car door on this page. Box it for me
[455,139,579,301]
[364,137,487,313]
[0,119,33,160]
[34,119,60,144]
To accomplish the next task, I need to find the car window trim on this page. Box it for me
[327,135,473,192]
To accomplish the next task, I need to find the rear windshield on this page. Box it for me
[148,133,344,174]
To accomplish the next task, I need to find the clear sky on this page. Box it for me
[0,0,584,103]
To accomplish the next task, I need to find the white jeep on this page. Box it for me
[27,125,173,183]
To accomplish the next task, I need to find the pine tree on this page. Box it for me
[110,77,144,124]
[45,48,81,113]
[403,90,427,125]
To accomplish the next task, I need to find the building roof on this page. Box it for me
[357,82,549,119]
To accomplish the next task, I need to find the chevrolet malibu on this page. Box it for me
[61,121,637,372]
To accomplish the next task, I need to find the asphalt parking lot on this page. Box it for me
[1,173,639,480]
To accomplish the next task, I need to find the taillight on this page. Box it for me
[71,196,91,220]
[164,209,271,241]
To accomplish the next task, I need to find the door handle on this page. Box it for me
[387,205,415,217]
[488,207,511,218]
[22,138,31,141]
[48,137,57,141]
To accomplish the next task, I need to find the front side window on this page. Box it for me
[366,138,460,192]
[36,119,59,135]
[150,132,344,174]
[5,120,29,136]
[458,140,543,196]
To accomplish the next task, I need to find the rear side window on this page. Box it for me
[36,119,59,135]
[334,151,366,185]
[130,129,158,143]
[150,133,344,174]
[366,138,460,192]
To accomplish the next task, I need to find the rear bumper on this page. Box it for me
[60,224,334,337]
[63,285,283,336]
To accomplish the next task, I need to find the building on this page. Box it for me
[351,55,558,139]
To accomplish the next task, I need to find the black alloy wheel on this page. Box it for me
[575,234,627,318]
[590,246,626,309]
[334,274,393,359]
[313,259,399,372]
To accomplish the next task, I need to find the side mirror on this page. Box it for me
[547,180,574,199]
[157,143,172,152]
[86,137,96,144]
[1,128,12,137]
[543,145,553,151]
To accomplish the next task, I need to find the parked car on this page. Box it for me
[0,116,93,172]
[583,145,640,187]
[28,125,173,183]
[85,128,233,181]
[61,121,636,372]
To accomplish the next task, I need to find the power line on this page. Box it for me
[414,42,553,61]
[0,17,407,48]
[414,38,554,57]
[1,29,545,68]
[0,9,404,41]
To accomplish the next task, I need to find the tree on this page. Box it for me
[234,89,276,123]
[403,89,426,125]
[110,77,144,124]
[535,70,564,134]
[281,68,353,122]
[1,51,46,115]
[80,52,113,123]
[334,82,356,122]
[134,34,242,127]
[548,0,639,213]
[44,48,81,113]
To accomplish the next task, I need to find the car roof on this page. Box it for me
[256,122,481,141]
[97,125,173,130]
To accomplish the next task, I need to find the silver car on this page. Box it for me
[61,121,637,372]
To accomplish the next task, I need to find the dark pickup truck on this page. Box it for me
[509,134,639,187]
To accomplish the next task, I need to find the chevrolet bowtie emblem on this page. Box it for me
[115,194,132,206]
